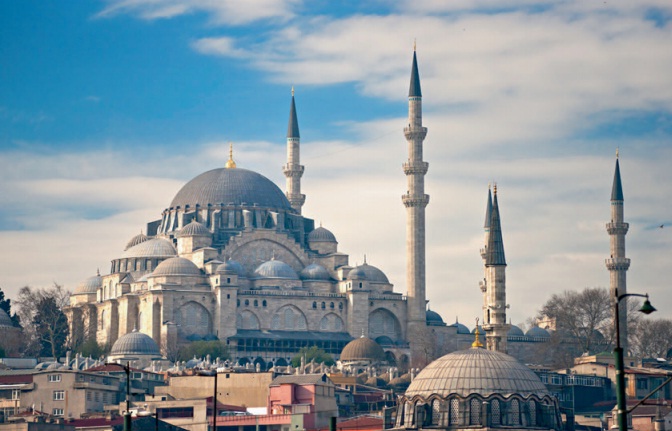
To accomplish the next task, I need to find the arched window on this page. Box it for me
[528,400,537,426]
[262,300,267,307]
[244,299,249,306]
[405,402,414,426]
[312,302,317,309]
[100,310,106,330]
[491,399,501,425]
[510,399,520,426]
[431,399,441,426]
[321,302,325,309]
[330,302,334,309]
[449,399,459,425]
[470,398,481,425]
[253,300,258,307]
[339,302,343,310]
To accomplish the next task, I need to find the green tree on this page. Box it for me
[0,287,21,327]
[15,284,71,358]
[177,341,230,362]
[290,346,335,368]
[76,339,108,359]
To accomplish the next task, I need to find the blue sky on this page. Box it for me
[1,0,671,328]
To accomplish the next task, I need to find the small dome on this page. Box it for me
[449,320,471,335]
[365,376,388,388]
[347,267,367,281]
[177,220,211,237]
[426,310,445,326]
[125,232,150,251]
[405,347,550,398]
[0,309,14,327]
[74,273,102,295]
[508,325,525,337]
[347,263,389,283]
[526,326,551,339]
[150,257,202,277]
[253,260,299,280]
[340,336,385,362]
[472,325,484,334]
[110,330,161,357]
[216,259,246,276]
[299,263,332,281]
[122,238,177,259]
[308,226,337,243]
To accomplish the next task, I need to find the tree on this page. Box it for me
[15,284,70,358]
[176,340,230,362]
[291,346,335,368]
[0,287,21,327]
[630,318,672,359]
[76,339,108,359]
[538,287,612,354]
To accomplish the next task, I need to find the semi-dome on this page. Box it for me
[253,259,299,280]
[110,330,161,357]
[0,309,14,327]
[299,263,332,281]
[177,220,211,237]
[426,309,445,326]
[74,273,102,295]
[150,257,202,277]
[526,326,551,339]
[347,263,389,283]
[122,238,177,259]
[405,347,550,398]
[340,336,385,362]
[216,259,246,276]
[125,232,150,250]
[169,167,292,211]
[308,226,337,243]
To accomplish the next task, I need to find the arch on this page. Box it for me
[272,305,307,331]
[384,351,397,366]
[368,308,402,341]
[469,397,481,425]
[137,312,143,331]
[528,399,537,426]
[175,301,212,338]
[238,310,260,330]
[319,313,345,332]
[100,309,106,330]
[275,358,288,367]
[491,399,501,425]
[449,398,459,425]
[238,357,250,366]
[253,356,266,370]
[431,399,441,426]
[510,398,520,426]
[404,402,413,427]
[398,354,409,373]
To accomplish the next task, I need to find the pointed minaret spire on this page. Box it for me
[606,152,630,352]
[283,87,305,213]
[403,45,429,366]
[484,183,493,230]
[482,184,509,353]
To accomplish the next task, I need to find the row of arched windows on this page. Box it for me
[397,395,554,429]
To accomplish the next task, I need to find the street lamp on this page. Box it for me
[105,361,133,431]
[614,292,656,431]
[198,369,219,431]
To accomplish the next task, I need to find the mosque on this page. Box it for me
[64,49,628,374]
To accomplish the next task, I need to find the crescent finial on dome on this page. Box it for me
[225,142,236,169]
[472,317,483,348]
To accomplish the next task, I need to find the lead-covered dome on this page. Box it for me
[150,257,202,277]
[74,273,103,295]
[300,263,332,281]
[254,259,299,280]
[110,330,161,357]
[405,347,550,398]
[122,238,177,259]
[125,232,149,250]
[170,168,292,211]
[340,336,386,362]
[526,326,551,339]
[426,309,445,327]
[177,220,211,237]
[308,227,337,243]
[216,259,246,276]
[347,263,389,283]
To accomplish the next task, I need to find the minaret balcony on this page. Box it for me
[402,161,429,175]
[403,126,427,141]
[606,222,629,235]
[605,257,631,271]
[402,194,429,208]
[282,164,305,177]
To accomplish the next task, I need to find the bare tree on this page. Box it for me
[15,284,71,358]
[630,318,672,359]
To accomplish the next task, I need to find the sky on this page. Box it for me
[1,0,671,329]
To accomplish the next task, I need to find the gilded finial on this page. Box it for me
[616,147,619,159]
[361,328,365,338]
[96,268,100,276]
[225,142,236,169]
[291,86,295,97]
[488,181,491,190]
[363,254,367,264]
[493,182,498,195]
[472,317,483,348]
[413,39,416,51]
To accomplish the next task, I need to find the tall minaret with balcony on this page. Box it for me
[482,185,510,353]
[606,151,630,352]
[479,185,493,322]
[283,88,306,214]
[403,46,429,355]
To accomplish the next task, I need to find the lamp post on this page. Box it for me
[613,291,656,431]
[199,369,218,431]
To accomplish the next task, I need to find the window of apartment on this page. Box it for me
[95,392,100,402]
[133,372,142,379]
[53,390,65,401]
[48,374,62,382]
[11,390,20,400]
[157,407,194,419]
[87,391,92,401]
[53,408,64,416]
[637,379,649,390]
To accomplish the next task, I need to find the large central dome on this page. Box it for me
[170,168,292,211]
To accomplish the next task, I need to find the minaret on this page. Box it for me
[482,185,510,353]
[403,46,429,359]
[283,87,305,214]
[606,151,630,352]
[479,185,493,312]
